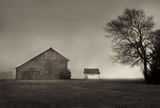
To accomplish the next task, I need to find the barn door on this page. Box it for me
[48,60,56,79]
[32,71,40,80]
[21,71,33,80]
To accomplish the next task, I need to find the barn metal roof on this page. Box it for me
[16,47,69,69]
[84,68,100,74]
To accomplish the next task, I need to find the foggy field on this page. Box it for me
[0,80,160,108]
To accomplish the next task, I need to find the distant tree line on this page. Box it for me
[0,71,14,80]
[105,8,160,83]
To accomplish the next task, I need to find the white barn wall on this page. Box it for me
[85,74,100,79]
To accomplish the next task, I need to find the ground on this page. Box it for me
[0,79,160,108]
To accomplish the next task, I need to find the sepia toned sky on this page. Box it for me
[0,0,160,78]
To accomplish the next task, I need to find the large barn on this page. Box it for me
[16,48,69,80]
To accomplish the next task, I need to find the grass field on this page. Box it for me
[0,79,160,108]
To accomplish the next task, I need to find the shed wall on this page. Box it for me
[84,74,100,79]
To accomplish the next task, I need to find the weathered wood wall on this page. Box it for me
[16,49,68,80]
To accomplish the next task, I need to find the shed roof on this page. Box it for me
[84,68,100,74]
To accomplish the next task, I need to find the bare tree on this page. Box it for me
[104,8,155,81]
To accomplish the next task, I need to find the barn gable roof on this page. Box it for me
[16,47,69,69]
[84,68,100,74]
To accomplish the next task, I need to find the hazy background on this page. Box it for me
[0,0,160,79]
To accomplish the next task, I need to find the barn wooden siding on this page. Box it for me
[16,48,69,80]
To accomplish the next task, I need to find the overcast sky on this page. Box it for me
[0,0,160,78]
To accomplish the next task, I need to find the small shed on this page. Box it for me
[84,68,100,79]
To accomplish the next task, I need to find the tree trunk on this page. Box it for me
[143,59,148,81]
[143,55,150,82]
